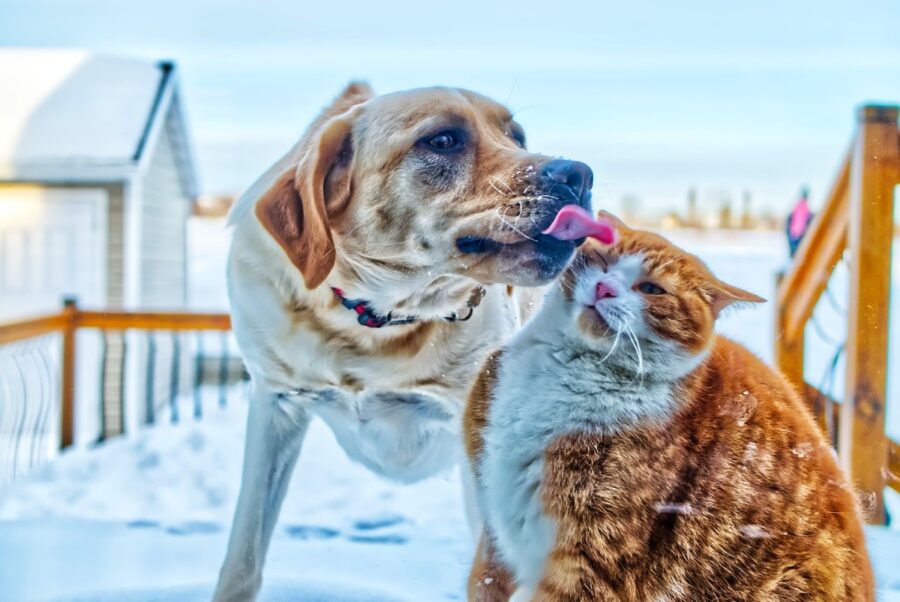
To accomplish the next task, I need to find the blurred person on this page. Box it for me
[786,185,814,257]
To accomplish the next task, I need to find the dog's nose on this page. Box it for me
[542,160,594,203]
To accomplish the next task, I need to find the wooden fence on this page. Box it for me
[775,104,900,523]
[0,299,235,480]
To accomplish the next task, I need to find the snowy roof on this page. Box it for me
[0,49,196,195]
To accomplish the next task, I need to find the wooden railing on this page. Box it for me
[0,299,232,455]
[775,104,900,523]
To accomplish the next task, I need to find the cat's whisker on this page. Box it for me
[599,328,622,364]
[624,323,645,379]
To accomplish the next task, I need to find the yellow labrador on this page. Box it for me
[214,82,593,600]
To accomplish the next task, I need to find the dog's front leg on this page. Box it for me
[213,383,311,602]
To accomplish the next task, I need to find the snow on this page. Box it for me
[0,224,898,600]
[0,50,162,177]
[0,518,458,601]
[187,217,232,312]
[0,401,470,601]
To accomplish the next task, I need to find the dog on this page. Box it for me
[214,82,594,601]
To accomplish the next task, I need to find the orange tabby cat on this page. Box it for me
[464,215,874,602]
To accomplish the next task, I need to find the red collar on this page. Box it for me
[331,286,484,329]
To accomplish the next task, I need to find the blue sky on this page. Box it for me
[2,0,899,216]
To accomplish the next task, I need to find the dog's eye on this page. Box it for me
[429,133,455,149]
[422,129,465,153]
[636,282,666,295]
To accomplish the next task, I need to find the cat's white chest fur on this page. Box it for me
[478,289,678,588]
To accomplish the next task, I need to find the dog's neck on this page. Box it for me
[330,283,484,328]
[329,258,480,323]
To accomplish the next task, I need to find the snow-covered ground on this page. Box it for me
[0,402,471,601]
[0,221,898,600]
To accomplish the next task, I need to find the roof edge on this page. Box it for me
[132,61,174,163]
[133,61,199,200]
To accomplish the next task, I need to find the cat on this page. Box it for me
[464,213,874,602]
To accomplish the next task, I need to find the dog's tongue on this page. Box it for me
[542,205,616,244]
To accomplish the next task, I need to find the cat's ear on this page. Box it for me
[710,280,766,317]
[596,210,630,232]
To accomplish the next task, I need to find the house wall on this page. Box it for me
[0,182,122,446]
[97,183,128,440]
[105,184,125,305]
[0,183,112,315]
[39,138,191,439]
[138,107,189,308]
[124,106,193,429]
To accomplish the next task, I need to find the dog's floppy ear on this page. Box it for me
[317,81,374,123]
[256,105,364,289]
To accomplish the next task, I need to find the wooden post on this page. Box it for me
[774,272,806,394]
[839,105,899,524]
[60,297,78,449]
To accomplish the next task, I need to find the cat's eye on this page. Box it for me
[636,281,666,295]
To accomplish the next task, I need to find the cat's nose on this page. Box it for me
[596,281,618,300]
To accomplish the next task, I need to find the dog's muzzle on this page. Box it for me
[456,159,595,256]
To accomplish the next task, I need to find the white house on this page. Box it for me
[0,50,198,442]
[0,49,197,318]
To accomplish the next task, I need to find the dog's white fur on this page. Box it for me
[217,196,525,602]
[213,84,587,601]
